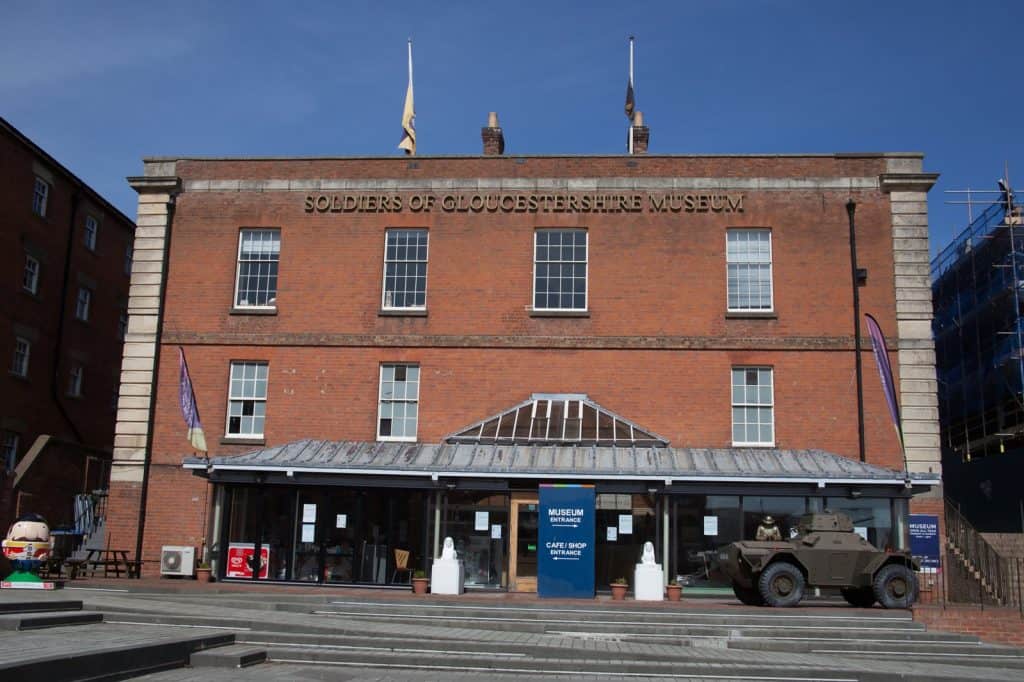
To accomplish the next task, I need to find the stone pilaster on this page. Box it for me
[880,158,940,483]
[111,166,179,485]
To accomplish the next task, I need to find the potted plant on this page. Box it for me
[411,569,429,595]
[195,562,213,583]
[665,580,682,602]
[610,576,628,600]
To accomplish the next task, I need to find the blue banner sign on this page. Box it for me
[538,484,595,598]
[908,514,941,571]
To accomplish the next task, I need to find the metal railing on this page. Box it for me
[945,498,1021,607]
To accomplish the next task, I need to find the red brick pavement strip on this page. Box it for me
[913,604,1024,647]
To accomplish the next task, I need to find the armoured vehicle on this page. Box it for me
[720,511,919,608]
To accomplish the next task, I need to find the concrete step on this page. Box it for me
[829,649,1024,670]
[0,610,104,630]
[0,631,235,681]
[0,600,83,614]
[262,645,861,681]
[238,628,694,662]
[318,599,922,628]
[729,637,998,656]
[310,609,969,642]
[258,645,1021,682]
[190,643,267,668]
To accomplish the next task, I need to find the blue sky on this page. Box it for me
[3,1,1021,256]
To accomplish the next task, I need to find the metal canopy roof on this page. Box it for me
[184,439,939,487]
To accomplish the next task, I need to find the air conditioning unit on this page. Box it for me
[160,545,195,577]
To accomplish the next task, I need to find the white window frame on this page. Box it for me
[23,255,40,294]
[32,177,49,217]
[381,228,429,310]
[731,366,775,447]
[11,337,30,377]
[225,360,268,439]
[68,364,83,397]
[726,228,774,313]
[533,229,588,312]
[376,364,419,442]
[1,431,19,472]
[75,287,91,321]
[84,215,98,251]
[233,228,280,310]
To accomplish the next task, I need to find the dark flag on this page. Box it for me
[625,76,635,121]
[864,314,903,451]
[178,347,207,453]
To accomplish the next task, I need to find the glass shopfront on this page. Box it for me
[217,481,904,592]
[594,493,658,586]
[442,492,509,588]
[670,493,899,588]
[222,485,428,585]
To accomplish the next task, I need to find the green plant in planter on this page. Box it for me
[413,569,426,579]
[611,576,628,586]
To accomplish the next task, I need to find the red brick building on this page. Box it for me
[1,116,135,533]
[108,121,941,591]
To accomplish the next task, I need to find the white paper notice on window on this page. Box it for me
[302,504,317,523]
[475,511,489,531]
[607,526,618,542]
[491,524,502,539]
[618,514,633,535]
[703,516,718,536]
[854,526,869,541]
[301,523,315,543]
[336,514,347,529]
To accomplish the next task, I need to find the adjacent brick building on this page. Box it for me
[107,120,942,591]
[1,116,135,533]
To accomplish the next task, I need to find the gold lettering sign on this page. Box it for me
[303,192,744,214]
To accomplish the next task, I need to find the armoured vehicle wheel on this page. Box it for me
[872,563,918,609]
[732,582,765,606]
[840,586,876,608]
[758,561,805,607]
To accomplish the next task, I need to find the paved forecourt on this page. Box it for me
[2,585,1024,681]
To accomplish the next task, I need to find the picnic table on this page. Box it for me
[75,549,136,579]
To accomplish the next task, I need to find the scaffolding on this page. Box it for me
[932,181,1024,461]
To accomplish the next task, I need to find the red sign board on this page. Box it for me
[226,543,270,579]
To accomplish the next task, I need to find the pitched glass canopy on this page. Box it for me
[445,394,669,447]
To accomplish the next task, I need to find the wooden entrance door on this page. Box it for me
[509,495,539,592]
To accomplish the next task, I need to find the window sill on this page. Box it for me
[725,311,777,320]
[732,443,776,448]
[529,309,590,318]
[8,372,30,382]
[230,307,278,316]
[220,437,266,446]
[377,437,417,443]
[379,308,428,317]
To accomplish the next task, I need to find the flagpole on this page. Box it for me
[628,36,635,155]
[407,38,413,84]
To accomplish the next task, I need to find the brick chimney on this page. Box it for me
[631,111,649,155]
[482,112,505,155]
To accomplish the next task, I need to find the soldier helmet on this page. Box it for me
[762,515,775,525]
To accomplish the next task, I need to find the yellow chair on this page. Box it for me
[392,548,414,584]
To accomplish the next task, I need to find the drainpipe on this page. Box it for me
[52,191,84,443]
[847,200,866,462]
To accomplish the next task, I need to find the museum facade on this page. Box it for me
[106,125,942,590]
